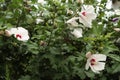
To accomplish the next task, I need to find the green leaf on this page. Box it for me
[85,71,95,78]
[107,54,120,62]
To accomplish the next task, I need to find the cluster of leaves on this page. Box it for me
[0,0,120,80]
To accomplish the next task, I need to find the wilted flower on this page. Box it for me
[6,27,29,41]
[71,28,82,38]
[78,5,97,28]
[85,52,107,73]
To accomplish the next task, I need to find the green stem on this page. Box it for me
[5,63,10,80]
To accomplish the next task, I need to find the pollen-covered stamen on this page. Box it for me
[90,58,96,66]
[16,34,22,39]
[82,12,86,16]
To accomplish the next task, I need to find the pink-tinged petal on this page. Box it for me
[92,54,107,61]
[71,28,82,38]
[15,34,29,42]
[92,62,105,71]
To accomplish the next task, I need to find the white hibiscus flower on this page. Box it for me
[85,52,107,73]
[79,5,97,28]
[6,27,30,42]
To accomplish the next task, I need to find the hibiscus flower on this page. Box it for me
[79,5,97,28]
[85,52,107,73]
[5,27,30,42]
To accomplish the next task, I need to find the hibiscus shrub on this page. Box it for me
[0,0,120,80]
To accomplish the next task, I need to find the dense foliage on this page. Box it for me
[0,0,120,80]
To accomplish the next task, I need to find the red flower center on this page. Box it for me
[82,12,86,16]
[90,58,96,66]
[16,34,22,39]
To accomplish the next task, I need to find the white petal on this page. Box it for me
[71,28,82,38]
[79,15,92,28]
[85,59,90,70]
[86,13,97,20]
[10,28,18,34]
[92,54,107,61]
[82,5,95,13]
[92,62,105,71]
[15,34,29,41]
[17,27,28,34]
[90,65,100,73]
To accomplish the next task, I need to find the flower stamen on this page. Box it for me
[90,58,96,66]
[16,34,22,39]
[82,12,86,16]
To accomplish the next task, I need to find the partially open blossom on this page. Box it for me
[79,5,97,28]
[66,17,79,27]
[6,27,29,41]
[71,28,82,38]
[66,17,83,38]
[85,52,107,73]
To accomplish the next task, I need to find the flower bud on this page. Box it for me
[4,30,12,37]
[86,51,92,58]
